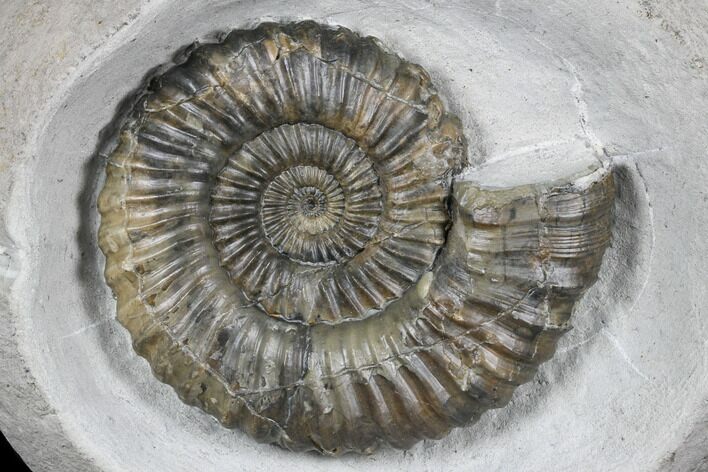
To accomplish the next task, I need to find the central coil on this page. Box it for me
[208,120,448,323]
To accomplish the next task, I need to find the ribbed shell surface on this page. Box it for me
[97,21,614,454]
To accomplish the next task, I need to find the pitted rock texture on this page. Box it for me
[97,20,614,455]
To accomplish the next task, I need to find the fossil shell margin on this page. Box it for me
[96,20,615,455]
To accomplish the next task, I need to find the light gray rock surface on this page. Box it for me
[0,0,706,470]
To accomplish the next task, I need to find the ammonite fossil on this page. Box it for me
[98,21,614,454]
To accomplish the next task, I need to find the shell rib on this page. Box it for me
[97,21,614,454]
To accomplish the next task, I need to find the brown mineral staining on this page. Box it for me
[97,20,614,455]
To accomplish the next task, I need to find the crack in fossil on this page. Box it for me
[211,293,536,398]
[143,42,430,116]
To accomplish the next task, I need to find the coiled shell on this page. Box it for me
[97,21,614,454]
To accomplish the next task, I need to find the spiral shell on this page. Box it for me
[98,21,614,454]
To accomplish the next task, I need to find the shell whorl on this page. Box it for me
[97,21,614,455]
